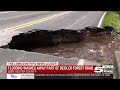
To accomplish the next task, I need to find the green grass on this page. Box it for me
[102,11,120,32]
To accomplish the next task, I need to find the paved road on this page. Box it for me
[0,11,104,79]
[0,11,104,32]
[0,48,100,79]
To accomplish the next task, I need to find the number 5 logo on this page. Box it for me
[94,67,103,73]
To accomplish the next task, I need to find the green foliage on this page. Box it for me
[102,11,120,32]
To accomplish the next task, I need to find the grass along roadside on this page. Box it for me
[102,11,120,33]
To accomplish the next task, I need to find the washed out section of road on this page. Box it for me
[5,26,115,65]
[0,11,108,79]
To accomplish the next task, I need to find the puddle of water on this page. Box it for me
[30,34,120,64]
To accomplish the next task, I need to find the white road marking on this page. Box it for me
[98,11,107,27]
[66,12,89,29]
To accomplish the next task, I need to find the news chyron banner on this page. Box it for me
[7,62,113,79]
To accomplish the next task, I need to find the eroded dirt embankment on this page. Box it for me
[0,26,119,79]
[2,26,113,51]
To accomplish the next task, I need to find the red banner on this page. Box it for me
[7,65,95,74]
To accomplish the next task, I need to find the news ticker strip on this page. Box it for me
[7,62,114,79]
[7,74,113,79]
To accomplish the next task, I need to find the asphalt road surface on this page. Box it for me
[0,11,105,79]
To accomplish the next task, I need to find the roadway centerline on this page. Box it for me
[3,11,72,32]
